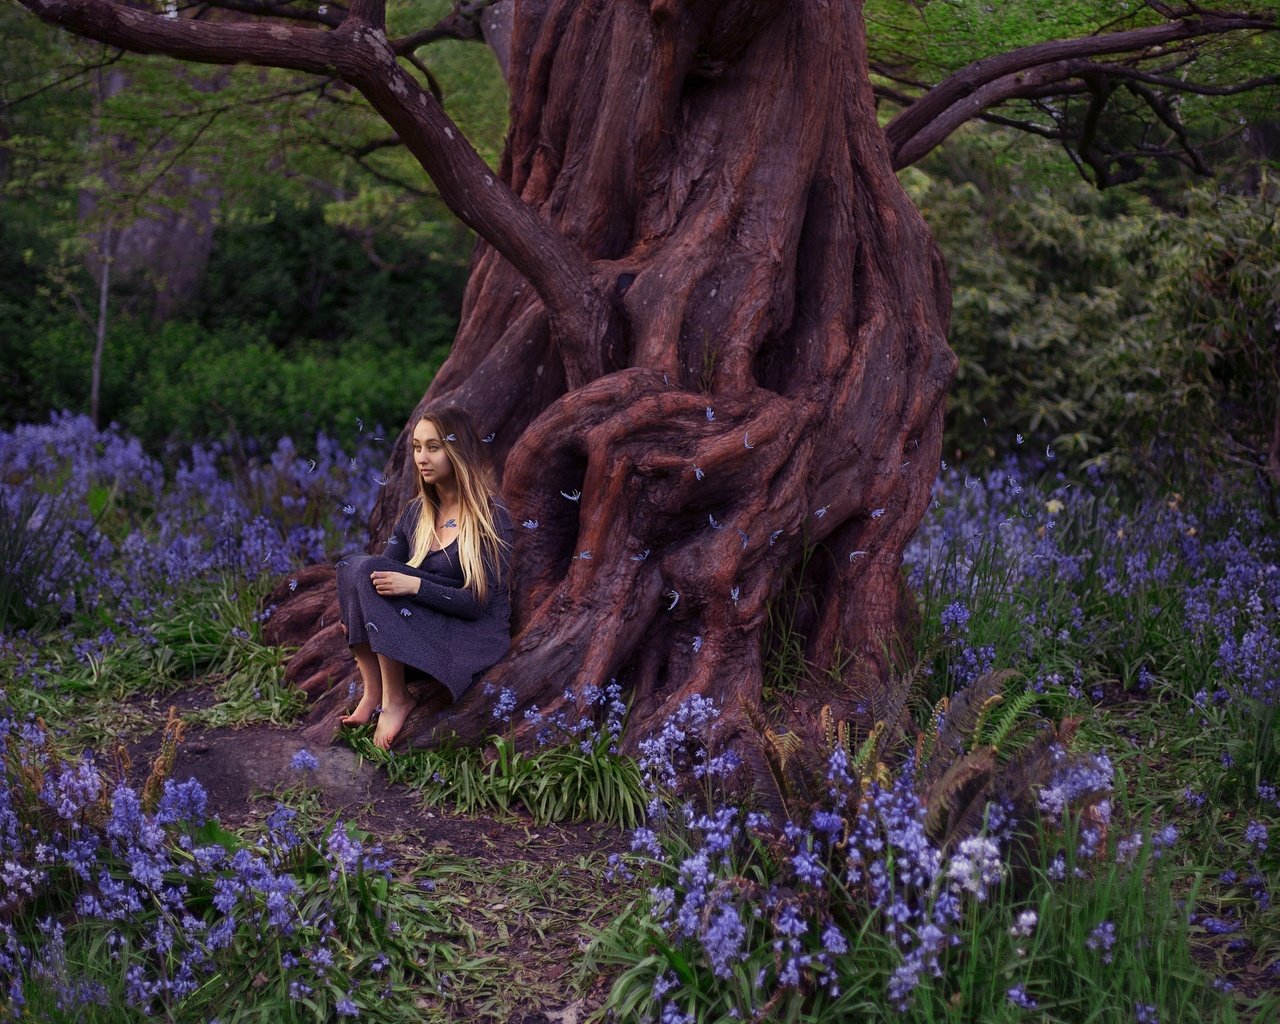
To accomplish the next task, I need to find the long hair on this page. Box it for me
[406,406,506,603]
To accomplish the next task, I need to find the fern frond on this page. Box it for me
[765,729,804,772]
[852,721,885,775]
[984,691,1040,751]
[820,705,836,752]
[970,693,1005,747]
[924,746,996,844]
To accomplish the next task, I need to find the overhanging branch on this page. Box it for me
[16,0,610,385]
[886,10,1278,170]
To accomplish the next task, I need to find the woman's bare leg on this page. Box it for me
[372,655,415,750]
[341,642,383,726]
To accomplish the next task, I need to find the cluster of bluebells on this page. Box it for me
[0,413,385,639]
[623,696,1119,1016]
[904,457,1280,721]
[906,456,1279,926]
[520,679,630,754]
[0,708,396,1016]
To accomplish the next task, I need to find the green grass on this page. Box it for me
[348,731,647,829]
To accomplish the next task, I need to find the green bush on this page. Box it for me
[906,158,1280,472]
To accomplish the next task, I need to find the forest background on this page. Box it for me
[2,0,1277,474]
[3,1,1280,1021]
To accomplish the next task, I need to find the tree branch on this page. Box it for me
[0,48,126,112]
[188,0,346,28]
[16,0,610,385]
[390,0,493,55]
[19,0,349,73]
[887,10,1278,169]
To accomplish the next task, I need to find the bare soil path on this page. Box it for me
[126,714,632,1024]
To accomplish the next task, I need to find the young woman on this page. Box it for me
[335,407,513,749]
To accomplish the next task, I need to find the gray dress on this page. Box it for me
[336,501,514,700]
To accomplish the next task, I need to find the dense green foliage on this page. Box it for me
[0,196,467,446]
[907,143,1280,470]
[585,466,1280,1023]
[0,4,503,448]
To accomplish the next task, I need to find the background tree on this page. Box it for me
[11,0,1278,760]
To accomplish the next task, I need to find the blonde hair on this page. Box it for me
[406,407,506,603]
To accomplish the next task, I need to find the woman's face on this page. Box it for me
[412,419,456,490]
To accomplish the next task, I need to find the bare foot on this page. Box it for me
[341,694,380,727]
[372,697,416,750]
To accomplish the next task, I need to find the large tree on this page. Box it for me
[15,0,1278,756]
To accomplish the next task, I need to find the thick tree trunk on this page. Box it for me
[280,0,955,754]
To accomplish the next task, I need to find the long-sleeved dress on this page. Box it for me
[335,501,513,700]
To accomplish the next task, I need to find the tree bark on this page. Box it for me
[281,0,955,755]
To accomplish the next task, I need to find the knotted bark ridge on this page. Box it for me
[287,0,956,754]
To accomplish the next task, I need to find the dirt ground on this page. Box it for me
[125,712,631,1024]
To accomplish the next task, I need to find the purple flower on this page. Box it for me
[1087,921,1117,964]
[290,749,320,772]
[701,902,746,978]
[940,600,971,633]
[1007,985,1038,1009]
[491,687,517,724]
[155,778,208,827]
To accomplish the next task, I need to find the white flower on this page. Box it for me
[946,836,1004,901]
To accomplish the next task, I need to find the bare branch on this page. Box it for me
[188,0,346,27]
[15,0,609,385]
[18,0,348,73]
[0,48,127,112]
[887,10,1278,167]
[1125,80,1212,174]
[391,0,494,55]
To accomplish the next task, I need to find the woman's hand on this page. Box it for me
[370,570,419,598]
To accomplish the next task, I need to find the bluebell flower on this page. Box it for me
[290,749,320,772]
[1007,984,1038,1009]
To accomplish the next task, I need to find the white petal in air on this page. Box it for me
[356,417,364,432]
[522,519,539,530]
[705,407,715,422]
[483,433,495,443]
[560,489,582,502]
[743,432,754,449]
[769,529,783,545]
[871,508,886,520]
[631,549,650,562]
[666,589,680,610]
[692,636,703,653]
[694,466,704,481]
[708,514,724,530]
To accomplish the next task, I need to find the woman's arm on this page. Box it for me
[401,501,513,620]
[371,500,512,619]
